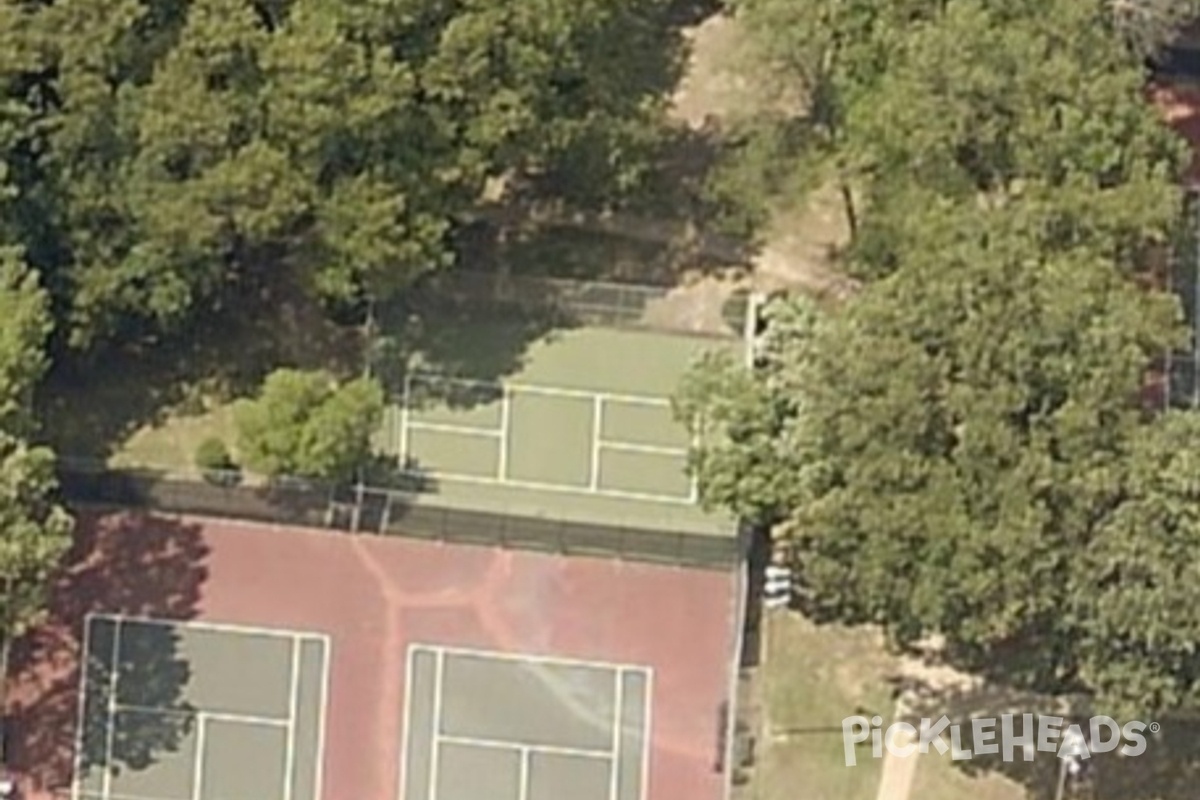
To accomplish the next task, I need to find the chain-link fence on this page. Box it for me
[406,269,748,340]
[56,462,745,571]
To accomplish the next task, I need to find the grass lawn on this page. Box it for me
[909,750,1033,800]
[109,404,238,474]
[752,611,896,800]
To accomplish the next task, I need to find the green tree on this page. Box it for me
[0,248,52,430]
[1076,411,1200,719]
[686,201,1188,708]
[0,433,72,640]
[1,0,687,347]
[234,368,383,483]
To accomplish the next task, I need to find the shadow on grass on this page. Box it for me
[7,511,208,795]
[39,278,361,461]
[892,664,1200,800]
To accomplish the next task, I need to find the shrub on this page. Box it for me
[194,437,239,485]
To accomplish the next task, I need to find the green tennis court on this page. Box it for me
[387,327,717,504]
[396,377,694,503]
[72,615,329,800]
[401,645,651,800]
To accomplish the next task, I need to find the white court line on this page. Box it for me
[590,395,604,491]
[191,714,207,800]
[439,734,612,761]
[87,611,330,645]
[519,748,531,800]
[640,670,654,800]
[399,373,413,465]
[111,703,288,728]
[609,668,624,800]
[405,421,504,438]
[596,440,689,458]
[70,614,96,800]
[428,649,445,800]
[413,643,650,674]
[498,385,512,481]
[101,618,122,799]
[397,469,696,505]
[283,638,300,800]
[79,791,196,800]
[405,371,673,407]
[314,637,332,800]
[396,647,418,800]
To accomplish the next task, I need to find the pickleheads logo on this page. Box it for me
[841,714,1157,766]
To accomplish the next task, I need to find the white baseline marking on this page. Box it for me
[405,372,672,407]
[395,469,695,504]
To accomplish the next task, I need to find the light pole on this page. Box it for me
[0,574,13,798]
[1054,725,1088,800]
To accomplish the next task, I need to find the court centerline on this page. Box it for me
[405,421,504,438]
[640,671,654,800]
[190,714,207,800]
[428,649,445,800]
[283,637,301,800]
[101,618,122,800]
[110,703,290,728]
[610,669,624,800]
[518,747,531,800]
[589,394,604,491]
[596,440,689,457]
[498,385,512,480]
[313,638,332,800]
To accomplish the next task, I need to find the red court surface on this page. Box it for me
[6,510,742,800]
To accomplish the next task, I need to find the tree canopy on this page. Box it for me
[234,368,383,483]
[0,0,685,348]
[684,0,1200,717]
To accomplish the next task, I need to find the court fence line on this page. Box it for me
[55,459,747,571]
[403,269,749,340]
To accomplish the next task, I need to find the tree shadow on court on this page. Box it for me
[890,663,1200,799]
[371,284,572,407]
[6,511,208,794]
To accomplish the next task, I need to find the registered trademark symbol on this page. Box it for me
[1149,722,1161,734]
